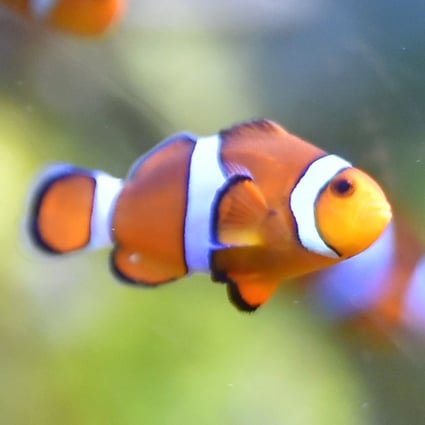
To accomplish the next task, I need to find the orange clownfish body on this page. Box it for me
[28,119,392,311]
[1,0,124,35]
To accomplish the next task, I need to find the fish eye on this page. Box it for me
[329,177,355,197]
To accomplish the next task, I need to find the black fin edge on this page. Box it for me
[212,269,259,313]
[28,165,94,255]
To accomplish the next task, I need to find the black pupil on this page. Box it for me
[333,179,352,195]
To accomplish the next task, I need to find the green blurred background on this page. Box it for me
[1,0,425,424]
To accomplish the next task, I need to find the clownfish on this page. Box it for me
[0,0,124,35]
[27,119,392,311]
[306,218,425,335]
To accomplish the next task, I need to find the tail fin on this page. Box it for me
[28,164,123,254]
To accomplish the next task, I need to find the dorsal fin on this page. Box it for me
[219,119,325,171]
[127,132,196,180]
[213,175,269,247]
[220,119,287,142]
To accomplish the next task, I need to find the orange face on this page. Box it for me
[47,0,124,35]
[315,167,392,258]
[1,0,125,35]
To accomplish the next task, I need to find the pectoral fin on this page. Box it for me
[214,175,269,247]
[111,247,185,286]
[214,270,281,311]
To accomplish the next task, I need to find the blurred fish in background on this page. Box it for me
[302,215,425,342]
[0,0,126,35]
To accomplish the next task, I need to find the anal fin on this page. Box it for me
[214,270,281,311]
[111,247,185,286]
[215,175,269,247]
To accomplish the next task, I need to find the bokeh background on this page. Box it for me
[1,0,425,424]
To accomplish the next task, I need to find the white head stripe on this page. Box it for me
[89,172,123,249]
[290,154,352,258]
[184,135,226,272]
[30,0,56,19]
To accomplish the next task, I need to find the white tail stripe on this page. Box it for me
[290,154,351,258]
[89,173,123,249]
[184,135,226,272]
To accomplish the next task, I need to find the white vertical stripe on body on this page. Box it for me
[89,172,123,249]
[184,135,226,273]
[30,0,57,19]
[290,154,351,258]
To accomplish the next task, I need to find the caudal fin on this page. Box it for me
[28,164,123,254]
